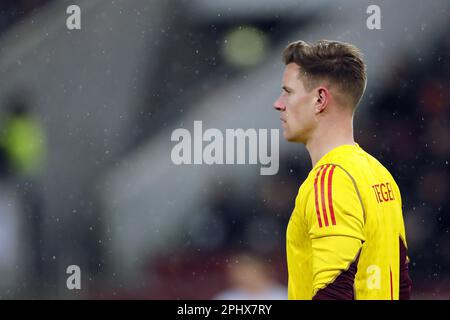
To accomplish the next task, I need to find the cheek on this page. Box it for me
[287,95,306,119]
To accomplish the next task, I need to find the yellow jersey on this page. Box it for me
[286,143,412,300]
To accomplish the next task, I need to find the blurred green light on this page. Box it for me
[222,26,268,68]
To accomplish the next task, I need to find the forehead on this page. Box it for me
[283,63,301,84]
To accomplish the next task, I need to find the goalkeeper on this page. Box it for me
[273,40,412,299]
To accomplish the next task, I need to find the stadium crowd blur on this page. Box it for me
[0,1,449,299]
[0,0,50,34]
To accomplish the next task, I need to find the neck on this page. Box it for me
[305,116,355,167]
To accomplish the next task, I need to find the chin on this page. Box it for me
[284,132,296,142]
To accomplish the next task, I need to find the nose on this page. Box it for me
[273,96,286,111]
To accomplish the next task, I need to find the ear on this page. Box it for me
[314,87,330,114]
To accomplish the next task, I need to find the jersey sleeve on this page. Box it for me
[306,164,365,299]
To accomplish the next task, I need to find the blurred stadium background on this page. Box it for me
[0,0,449,299]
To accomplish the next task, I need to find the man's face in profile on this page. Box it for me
[273,63,317,144]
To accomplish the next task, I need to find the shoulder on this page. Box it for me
[320,145,392,185]
[306,163,366,233]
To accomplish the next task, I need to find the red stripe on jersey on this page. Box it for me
[327,165,337,225]
[390,267,393,300]
[314,166,324,228]
[320,164,330,226]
